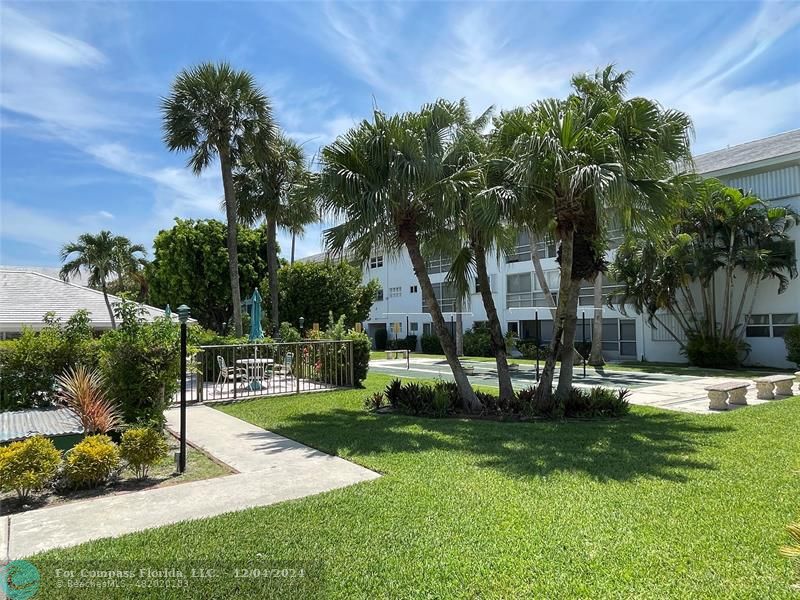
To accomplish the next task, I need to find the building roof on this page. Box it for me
[0,269,181,331]
[0,265,89,287]
[0,408,83,443]
[693,129,800,175]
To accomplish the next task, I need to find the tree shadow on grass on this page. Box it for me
[265,409,732,483]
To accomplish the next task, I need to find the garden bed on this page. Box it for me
[0,432,233,516]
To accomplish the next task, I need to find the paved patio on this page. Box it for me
[3,406,379,559]
[371,357,795,414]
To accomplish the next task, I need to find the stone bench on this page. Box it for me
[704,381,748,410]
[754,375,795,400]
[385,349,410,360]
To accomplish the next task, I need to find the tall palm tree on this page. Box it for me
[317,100,483,411]
[161,61,275,336]
[60,231,146,328]
[235,133,319,334]
[507,66,693,409]
[427,102,519,405]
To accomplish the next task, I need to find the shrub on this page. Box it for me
[0,311,98,411]
[683,333,747,369]
[420,333,442,354]
[278,322,302,343]
[374,328,388,351]
[404,335,418,352]
[0,436,61,501]
[347,329,371,386]
[64,434,120,488]
[381,379,458,417]
[517,341,549,361]
[363,392,385,411]
[55,365,122,434]
[120,428,169,479]
[785,324,800,368]
[99,302,180,427]
[463,324,493,357]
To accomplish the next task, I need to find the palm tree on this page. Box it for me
[506,66,693,409]
[161,62,275,336]
[60,231,146,328]
[317,100,483,411]
[427,102,519,405]
[235,133,319,334]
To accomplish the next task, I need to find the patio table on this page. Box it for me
[235,358,275,390]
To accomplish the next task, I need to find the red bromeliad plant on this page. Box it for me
[56,365,123,434]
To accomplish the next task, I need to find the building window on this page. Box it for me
[375,288,384,302]
[390,322,403,335]
[474,275,496,294]
[746,314,770,337]
[507,322,519,336]
[410,322,418,332]
[425,252,451,274]
[410,285,418,293]
[422,281,462,313]
[423,323,432,336]
[389,286,402,298]
[506,273,532,308]
[369,255,383,268]
[771,313,798,337]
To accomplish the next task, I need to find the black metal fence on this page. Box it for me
[188,340,355,403]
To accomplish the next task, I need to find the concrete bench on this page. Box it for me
[704,381,748,410]
[385,349,410,360]
[754,374,795,400]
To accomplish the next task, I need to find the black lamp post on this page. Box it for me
[177,304,190,473]
[299,316,305,337]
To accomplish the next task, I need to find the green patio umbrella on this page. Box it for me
[249,289,264,341]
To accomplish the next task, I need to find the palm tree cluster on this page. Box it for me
[316,65,695,411]
[161,62,318,336]
[60,231,147,328]
[609,178,798,366]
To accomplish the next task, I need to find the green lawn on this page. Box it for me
[32,373,800,598]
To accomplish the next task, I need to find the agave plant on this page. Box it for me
[56,365,122,434]
[781,522,800,589]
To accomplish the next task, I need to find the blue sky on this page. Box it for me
[1,1,799,267]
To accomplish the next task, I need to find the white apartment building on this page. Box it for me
[308,130,800,368]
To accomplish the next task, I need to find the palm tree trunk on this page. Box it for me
[219,143,243,337]
[555,279,582,398]
[530,231,557,318]
[588,273,604,366]
[290,232,296,265]
[534,228,574,412]
[101,281,116,329]
[267,218,280,336]
[455,299,464,356]
[401,227,481,412]
[475,242,515,404]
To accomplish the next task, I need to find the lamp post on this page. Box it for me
[177,304,190,473]
[299,316,305,337]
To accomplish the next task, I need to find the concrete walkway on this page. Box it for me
[3,406,379,559]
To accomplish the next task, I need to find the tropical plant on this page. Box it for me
[64,434,120,488]
[60,231,146,328]
[99,301,180,426]
[162,61,275,336]
[427,101,518,404]
[277,260,379,331]
[235,133,319,335]
[499,66,693,410]
[317,100,482,411]
[120,428,169,479]
[147,218,271,332]
[610,179,798,367]
[55,365,122,434]
[0,436,61,501]
[278,322,301,343]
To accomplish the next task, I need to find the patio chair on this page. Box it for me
[216,355,248,391]
[273,352,294,378]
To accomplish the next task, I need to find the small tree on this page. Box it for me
[785,325,800,368]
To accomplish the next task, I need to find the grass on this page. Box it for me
[31,373,800,598]
[1,434,231,516]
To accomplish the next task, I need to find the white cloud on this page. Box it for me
[0,5,106,67]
